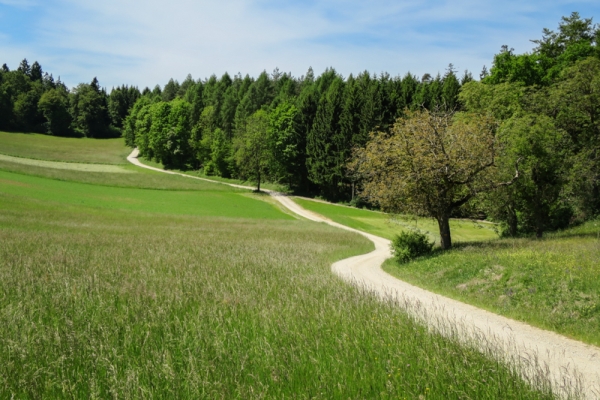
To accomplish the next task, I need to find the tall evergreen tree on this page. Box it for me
[307,76,346,199]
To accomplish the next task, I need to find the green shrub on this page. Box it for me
[392,230,434,263]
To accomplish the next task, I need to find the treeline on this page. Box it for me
[124,66,470,199]
[0,59,140,138]
[3,12,599,238]
[123,12,599,237]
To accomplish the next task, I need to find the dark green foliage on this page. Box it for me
[307,75,346,199]
[70,78,113,138]
[460,13,600,237]
[125,64,475,199]
[17,58,31,76]
[108,85,141,129]
[391,230,434,263]
[30,61,43,82]
[268,101,300,185]
[38,87,72,136]
[162,78,179,102]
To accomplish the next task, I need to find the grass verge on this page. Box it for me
[383,221,600,347]
[139,156,290,193]
[293,197,498,243]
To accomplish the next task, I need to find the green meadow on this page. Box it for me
[0,135,565,398]
[0,169,285,219]
[0,131,130,164]
[293,196,600,348]
[293,197,498,243]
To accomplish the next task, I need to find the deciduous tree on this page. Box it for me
[351,109,516,249]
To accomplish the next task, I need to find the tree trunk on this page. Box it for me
[437,213,452,250]
[257,170,261,192]
[535,223,544,238]
[507,205,518,237]
[534,207,544,238]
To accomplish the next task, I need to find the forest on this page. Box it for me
[1,12,598,240]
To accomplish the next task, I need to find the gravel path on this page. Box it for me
[128,149,600,399]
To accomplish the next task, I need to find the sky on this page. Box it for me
[1,0,599,91]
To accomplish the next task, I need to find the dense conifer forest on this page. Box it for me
[1,12,598,237]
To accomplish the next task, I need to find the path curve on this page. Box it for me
[127,149,599,399]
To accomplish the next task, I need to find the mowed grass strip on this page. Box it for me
[139,156,289,192]
[0,157,247,191]
[0,191,559,399]
[0,153,133,173]
[0,131,130,164]
[0,169,289,219]
[383,221,600,347]
[293,197,498,243]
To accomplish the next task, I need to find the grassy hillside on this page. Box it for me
[0,131,130,164]
[293,197,498,243]
[0,169,286,219]
[0,153,561,397]
[383,222,600,347]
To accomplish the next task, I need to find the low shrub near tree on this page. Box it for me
[391,230,434,263]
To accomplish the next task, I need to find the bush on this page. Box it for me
[391,230,434,263]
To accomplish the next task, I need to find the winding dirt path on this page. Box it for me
[127,149,600,399]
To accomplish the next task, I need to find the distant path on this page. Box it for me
[127,149,599,399]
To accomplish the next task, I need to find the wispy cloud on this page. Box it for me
[0,0,598,89]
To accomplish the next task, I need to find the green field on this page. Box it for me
[0,169,286,219]
[0,131,130,164]
[0,136,564,398]
[293,197,498,243]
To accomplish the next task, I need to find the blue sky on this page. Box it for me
[1,0,599,90]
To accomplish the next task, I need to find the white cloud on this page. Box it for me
[2,0,598,89]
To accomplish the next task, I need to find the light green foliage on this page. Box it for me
[485,12,598,86]
[205,128,233,177]
[392,230,434,263]
[234,109,270,190]
[384,219,600,346]
[268,101,299,184]
[458,81,525,120]
[136,99,194,168]
[123,95,153,147]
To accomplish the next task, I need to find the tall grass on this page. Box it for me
[0,179,563,398]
